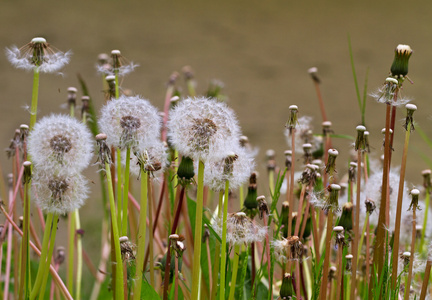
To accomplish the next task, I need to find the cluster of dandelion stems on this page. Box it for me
[4,38,432,300]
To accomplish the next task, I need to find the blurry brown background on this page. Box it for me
[0,0,431,293]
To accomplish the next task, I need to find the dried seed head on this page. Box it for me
[286,105,299,134]
[308,67,320,83]
[257,196,269,220]
[325,149,338,175]
[349,162,357,182]
[408,188,420,211]
[422,169,432,192]
[284,150,292,169]
[215,212,267,245]
[404,103,417,132]
[55,246,66,265]
[329,266,337,281]
[322,121,333,135]
[355,125,367,151]
[119,236,135,261]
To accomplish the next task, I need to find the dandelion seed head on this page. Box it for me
[126,140,169,178]
[32,171,88,215]
[99,95,161,149]
[28,114,93,173]
[168,97,241,162]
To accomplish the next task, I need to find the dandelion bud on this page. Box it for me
[286,105,299,134]
[308,67,320,83]
[280,273,294,299]
[404,103,417,132]
[322,121,333,135]
[23,161,32,184]
[337,202,353,231]
[257,195,269,220]
[408,188,420,211]
[329,266,337,281]
[284,150,292,170]
[348,162,357,182]
[281,201,290,238]
[346,254,353,271]
[422,169,432,193]
[243,172,258,211]
[390,44,413,78]
[177,156,195,186]
[325,149,338,175]
[355,125,367,151]
[55,246,66,265]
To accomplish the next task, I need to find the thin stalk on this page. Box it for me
[294,184,307,236]
[365,216,371,285]
[228,244,241,300]
[295,261,301,300]
[312,75,328,122]
[18,177,31,300]
[357,212,369,264]
[148,176,155,287]
[133,172,148,300]
[420,261,432,300]
[336,245,343,300]
[29,69,40,130]
[175,254,179,300]
[287,129,296,247]
[38,214,60,300]
[219,180,230,300]
[392,121,412,288]
[421,189,430,251]
[210,192,224,300]
[191,161,206,300]
[31,213,54,299]
[351,150,362,299]
[116,149,122,233]
[4,185,14,300]
[372,103,392,285]
[263,213,272,297]
[206,237,212,294]
[404,208,416,300]
[269,169,274,195]
[75,210,83,300]
[122,146,131,236]
[114,72,120,99]
[319,210,333,300]
[105,162,124,300]
[67,211,75,296]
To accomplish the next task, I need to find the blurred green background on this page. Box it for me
[1,0,432,294]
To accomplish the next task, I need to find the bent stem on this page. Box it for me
[133,171,148,300]
[219,180,230,300]
[191,161,205,300]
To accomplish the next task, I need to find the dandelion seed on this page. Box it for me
[99,95,161,149]
[96,49,138,77]
[272,236,305,262]
[28,114,93,173]
[168,97,241,162]
[6,37,71,73]
[127,140,169,177]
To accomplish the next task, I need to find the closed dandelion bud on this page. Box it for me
[67,87,77,108]
[325,184,341,213]
[329,266,337,281]
[333,226,346,247]
[177,156,195,186]
[23,161,32,184]
[284,150,292,170]
[28,115,93,173]
[338,202,353,231]
[404,104,417,132]
[302,143,312,164]
[281,201,290,238]
[257,195,269,220]
[280,273,294,299]
[422,169,432,193]
[365,198,376,214]
[286,105,299,135]
[243,172,258,211]
[99,95,161,150]
[6,37,71,73]
[348,162,357,182]
[408,188,420,211]
[390,44,413,78]
[95,133,111,165]
[32,171,89,215]
[168,97,241,162]
[346,254,353,271]
[355,125,367,151]
[55,246,66,265]
[325,149,338,175]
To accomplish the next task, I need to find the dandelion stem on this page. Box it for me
[175,254,180,300]
[358,212,369,264]
[219,179,230,300]
[228,244,241,300]
[122,146,131,236]
[287,129,296,248]
[319,210,333,300]
[133,171,148,300]
[351,150,362,299]
[392,118,412,288]
[421,189,430,251]
[148,176,155,287]
[420,260,432,300]
[30,69,40,130]
[116,149,122,233]
[67,212,75,296]
[18,176,31,300]
[210,192,224,300]
[105,161,124,300]
[405,208,416,300]
[74,210,83,300]
[336,244,343,300]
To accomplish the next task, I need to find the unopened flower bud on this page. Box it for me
[280,273,294,299]
[390,44,413,78]
[177,156,195,186]
[338,202,353,231]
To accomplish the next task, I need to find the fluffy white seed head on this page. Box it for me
[99,95,161,149]
[168,97,241,162]
[32,171,88,215]
[204,145,255,191]
[28,114,93,173]
[126,139,169,178]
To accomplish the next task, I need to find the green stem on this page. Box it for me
[122,147,131,236]
[228,244,241,300]
[219,180,230,300]
[116,149,122,233]
[105,162,124,300]
[268,170,274,195]
[19,179,31,299]
[30,69,40,130]
[191,161,205,300]
[210,192,224,300]
[133,171,148,300]
[70,102,75,118]
[31,213,54,299]
[67,211,75,296]
[114,72,120,99]
[421,189,430,251]
[357,212,369,264]
[75,210,83,300]
[38,214,59,300]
